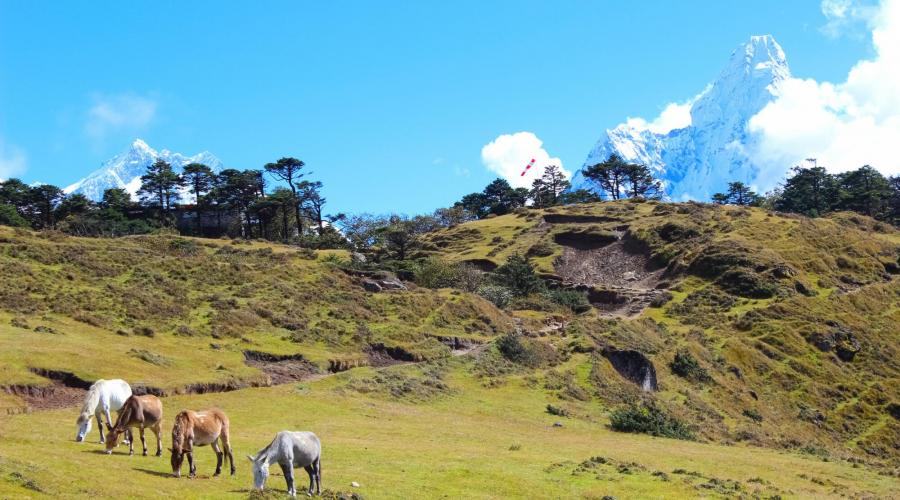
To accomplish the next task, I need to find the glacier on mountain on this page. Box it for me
[570,35,791,201]
[64,139,223,201]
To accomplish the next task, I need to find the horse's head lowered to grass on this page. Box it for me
[75,412,92,442]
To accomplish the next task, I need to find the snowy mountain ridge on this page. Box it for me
[570,35,791,201]
[64,139,223,201]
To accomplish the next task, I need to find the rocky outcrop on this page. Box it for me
[808,322,861,362]
[602,348,658,392]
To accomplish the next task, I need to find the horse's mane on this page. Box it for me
[77,379,106,423]
[112,397,135,431]
[171,411,189,450]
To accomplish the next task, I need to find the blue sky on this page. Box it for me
[0,1,877,214]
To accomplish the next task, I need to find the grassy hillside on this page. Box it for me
[0,227,509,402]
[1,201,899,498]
[422,200,900,464]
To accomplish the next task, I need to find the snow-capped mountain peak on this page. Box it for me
[571,35,790,201]
[65,139,224,201]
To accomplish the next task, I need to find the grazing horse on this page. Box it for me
[75,379,132,443]
[105,395,163,456]
[248,431,322,497]
[170,408,235,478]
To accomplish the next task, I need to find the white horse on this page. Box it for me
[75,379,132,443]
[249,431,321,497]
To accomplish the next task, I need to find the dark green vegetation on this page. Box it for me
[713,164,900,225]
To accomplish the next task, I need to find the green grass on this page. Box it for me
[1,359,896,499]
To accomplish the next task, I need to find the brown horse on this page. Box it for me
[170,408,235,478]
[105,395,163,456]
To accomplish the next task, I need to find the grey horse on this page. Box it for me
[248,431,321,497]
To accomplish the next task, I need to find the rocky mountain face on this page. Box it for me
[64,139,223,201]
[570,35,790,201]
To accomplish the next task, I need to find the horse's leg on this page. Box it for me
[314,456,321,495]
[153,423,162,457]
[219,426,236,476]
[140,426,147,456]
[95,412,105,443]
[187,451,196,478]
[280,462,295,497]
[103,404,114,432]
[303,465,315,496]
[211,440,223,476]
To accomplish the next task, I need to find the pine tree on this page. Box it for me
[138,159,184,224]
[264,157,305,237]
[299,180,326,233]
[529,165,571,207]
[583,154,629,200]
[182,163,215,235]
[775,165,838,217]
[836,165,892,219]
[622,163,663,199]
[491,254,544,297]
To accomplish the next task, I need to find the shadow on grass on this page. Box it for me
[132,468,175,478]
[80,449,112,455]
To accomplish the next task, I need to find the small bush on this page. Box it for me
[609,401,694,440]
[133,326,155,338]
[717,269,778,298]
[297,247,317,260]
[496,333,559,368]
[544,289,591,313]
[10,316,29,329]
[546,404,570,417]
[319,252,347,266]
[477,284,513,309]
[742,408,763,423]
[526,241,555,258]
[413,257,459,289]
[454,263,484,292]
[127,349,171,366]
[168,238,201,256]
[670,349,711,382]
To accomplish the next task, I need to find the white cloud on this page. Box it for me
[820,0,879,37]
[748,0,900,183]
[0,138,27,180]
[626,97,697,135]
[480,132,568,188]
[85,93,158,141]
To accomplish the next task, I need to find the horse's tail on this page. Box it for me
[77,379,105,423]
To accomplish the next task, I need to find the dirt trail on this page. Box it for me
[549,223,668,318]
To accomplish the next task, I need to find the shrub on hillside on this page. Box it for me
[413,257,459,288]
[454,263,484,292]
[477,284,513,308]
[491,254,545,297]
[526,241,555,258]
[496,332,559,368]
[544,288,591,313]
[716,268,779,298]
[609,401,694,440]
[0,204,29,228]
[670,349,711,382]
